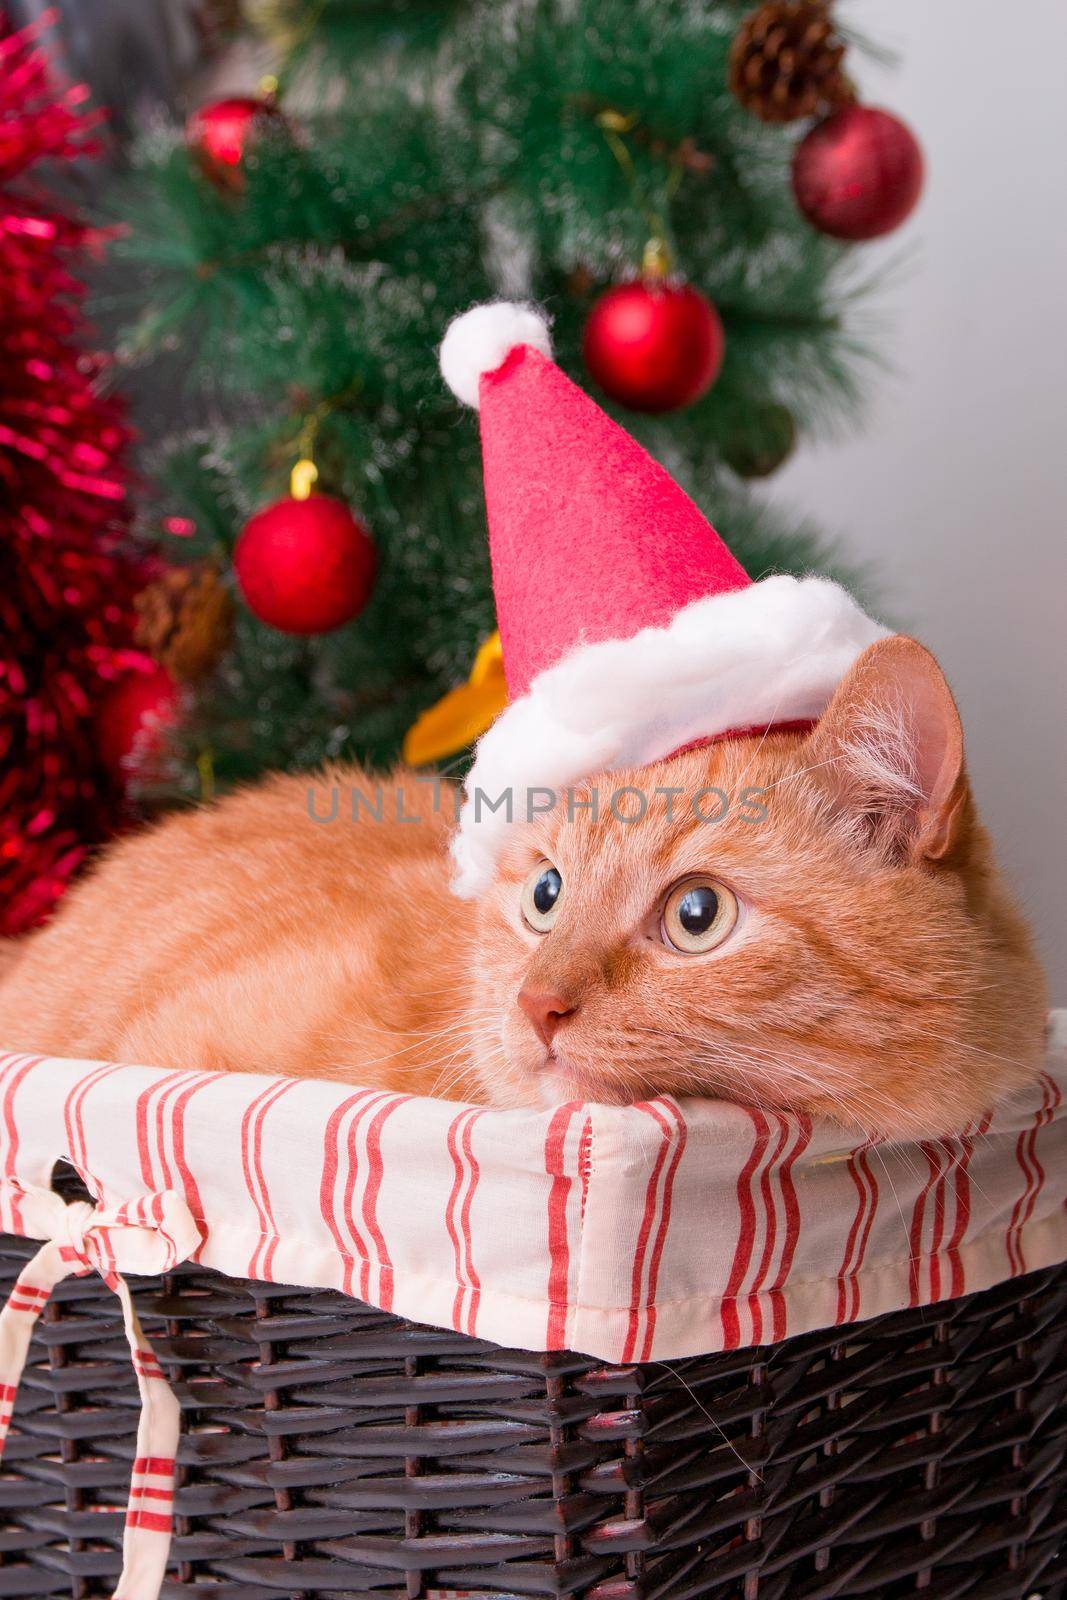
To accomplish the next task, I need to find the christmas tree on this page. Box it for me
[0,16,157,937]
[115,0,920,795]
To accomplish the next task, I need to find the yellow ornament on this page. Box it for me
[289,457,319,500]
[403,631,508,767]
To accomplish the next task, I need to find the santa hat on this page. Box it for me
[440,302,886,897]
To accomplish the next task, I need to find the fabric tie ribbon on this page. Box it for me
[0,1184,201,1600]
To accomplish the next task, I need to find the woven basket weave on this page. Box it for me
[2,1173,1067,1600]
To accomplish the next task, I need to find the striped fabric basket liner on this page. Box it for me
[1,1015,1066,1600]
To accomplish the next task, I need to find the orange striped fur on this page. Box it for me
[0,639,1045,1136]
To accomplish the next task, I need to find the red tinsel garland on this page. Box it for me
[0,13,152,936]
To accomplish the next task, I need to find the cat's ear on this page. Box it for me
[806,635,968,863]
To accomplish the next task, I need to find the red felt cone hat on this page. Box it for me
[448,316,751,698]
[439,303,885,896]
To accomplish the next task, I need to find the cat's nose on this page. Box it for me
[517,987,577,1049]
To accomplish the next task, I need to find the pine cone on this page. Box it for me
[135,563,234,683]
[728,2,850,124]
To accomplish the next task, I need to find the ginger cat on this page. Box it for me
[0,637,1046,1138]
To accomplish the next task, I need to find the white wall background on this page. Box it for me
[774,0,1067,998]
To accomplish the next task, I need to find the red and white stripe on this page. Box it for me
[1,1036,1067,1374]
[907,1117,1000,1307]
[945,1112,992,1301]
[0,1054,44,1233]
[2,1278,51,1317]
[63,1061,126,1198]
[445,1106,486,1335]
[1006,1072,1062,1278]
[835,1140,880,1325]
[241,1076,299,1280]
[0,1379,17,1435]
[135,1069,216,1230]
[114,1269,182,1597]
[319,1089,409,1304]
[720,1109,812,1350]
[908,1138,954,1307]
[0,1186,199,1600]
[0,1264,52,1462]
[125,1455,176,1535]
[544,1102,589,1349]
[764,1113,811,1343]
[622,1099,687,1363]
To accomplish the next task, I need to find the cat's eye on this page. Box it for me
[660,880,738,955]
[521,861,563,933]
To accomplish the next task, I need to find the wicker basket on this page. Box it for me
[3,1167,1067,1600]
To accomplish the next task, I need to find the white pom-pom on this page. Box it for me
[439,302,552,409]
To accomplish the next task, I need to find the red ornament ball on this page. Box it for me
[95,666,181,782]
[234,494,376,635]
[582,280,724,412]
[792,104,924,241]
[186,95,283,190]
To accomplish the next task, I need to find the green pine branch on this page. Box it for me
[107,0,896,796]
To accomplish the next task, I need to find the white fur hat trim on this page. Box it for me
[439,302,554,410]
[450,574,888,897]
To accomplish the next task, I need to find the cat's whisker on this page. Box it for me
[327,1009,499,1079]
[757,753,848,793]
[869,1144,918,1258]
[734,676,799,791]
[666,1039,917,1143]
[904,1026,1037,1074]
[651,1360,759,1479]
